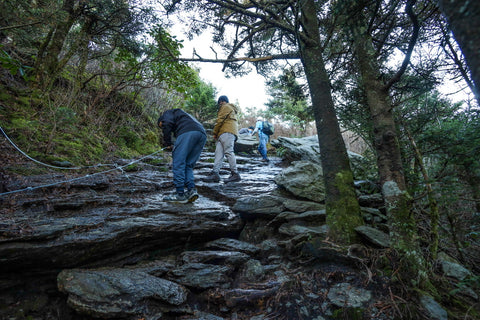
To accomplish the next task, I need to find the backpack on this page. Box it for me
[261,121,274,136]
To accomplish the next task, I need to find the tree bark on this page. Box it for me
[299,0,363,244]
[437,0,480,103]
[403,122,440,259]
[35,0,76,87]
[352,22,429,286]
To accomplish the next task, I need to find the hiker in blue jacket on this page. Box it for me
[158,109,207,203]
[251,118,269,162]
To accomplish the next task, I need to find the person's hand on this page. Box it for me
[164,145,173,151]
[213,135,217,140]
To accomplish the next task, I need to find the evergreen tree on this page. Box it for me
[265,66,313,134]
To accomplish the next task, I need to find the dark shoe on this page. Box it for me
[262,158,269,162]
[224,172,241,183]
[185,188,199,203]
[163,193,188,204]
[204,171,220,182]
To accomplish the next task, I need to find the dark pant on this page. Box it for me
[172,131,206,194]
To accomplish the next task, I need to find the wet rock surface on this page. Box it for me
[0,148,443,320]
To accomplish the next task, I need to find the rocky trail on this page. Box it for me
[0,136,461,320]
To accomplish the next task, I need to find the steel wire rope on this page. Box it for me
[0,125,166,196]
[0,148,165,196]
[0,125,116,170]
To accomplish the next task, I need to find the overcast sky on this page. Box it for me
[174,27,270,111]
[173,26,473,112]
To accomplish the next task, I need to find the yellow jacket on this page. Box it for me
[213,103,239,138]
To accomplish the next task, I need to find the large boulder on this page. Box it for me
[57,268,189,318]
[274,160,326,203]
[234,134,258,153]
[271,135,373,180]
[271,136,321,164]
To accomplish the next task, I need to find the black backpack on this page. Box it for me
[261,121,274,136]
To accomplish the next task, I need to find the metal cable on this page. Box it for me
[0,125,115,170]
[0,125,165,196]
[0,149,164,196]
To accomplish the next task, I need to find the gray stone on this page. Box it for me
[282,198,325,212]
[278,224,329,238]
[274,161,326,203]
[240,259,265,282]
[232,195,286,219]
[57,268,188,318]
[204,238,260,256]
[270,135,370,179]
[355,225,390,248]
[439,259,472,280]
[420,295,448,320]
[271,210,326,225]
[179,250,250,266]
[234,134,258,153]
[327,283,372,308]
[180,311,225,320]
[170,263,233,289]
[270,136,322,164]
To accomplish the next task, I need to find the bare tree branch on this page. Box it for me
[178,53,299,64]
[384,0,419,90]
[0,21,44,31]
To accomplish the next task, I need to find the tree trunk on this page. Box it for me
[437,0,480,103]
[465,172,480,213]
[35,0,76,87]
[353,27,429,286]
[403,122,440,259]
[298,0,363,244]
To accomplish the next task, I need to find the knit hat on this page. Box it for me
[217,95,229,104]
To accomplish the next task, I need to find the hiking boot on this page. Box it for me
[185,188,199,203]
[163,193,188,204]
[224,171,241,183]
[204,171,220,182]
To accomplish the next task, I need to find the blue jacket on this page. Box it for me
[253,120,268,140]
[158,109,206,147]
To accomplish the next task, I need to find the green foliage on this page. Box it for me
[331,307,364,319]
[184,77,218,122]
[0,0,203,171]
[124,164,140,172]
[420,108,480,173]
[264,66,314,133]
[335,77,373,147]
[54,107,77,126]
[146,26,198,93]
[0,47,33,81]
[450,275,480,296]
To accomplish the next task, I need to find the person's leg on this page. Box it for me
[257,134,268,160]
[184,131,206,190]
[171,133,189,195]
[164,134,191,203]
[212,138,225,173]
[220,132,237,173]
[261,135,269,160]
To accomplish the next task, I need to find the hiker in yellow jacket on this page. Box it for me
[205,95,241,183]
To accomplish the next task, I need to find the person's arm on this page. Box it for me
[212,105,231,137]
[161,111,175,147]
[251,121,261,135]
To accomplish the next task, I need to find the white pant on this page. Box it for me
[213,132,237,173]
